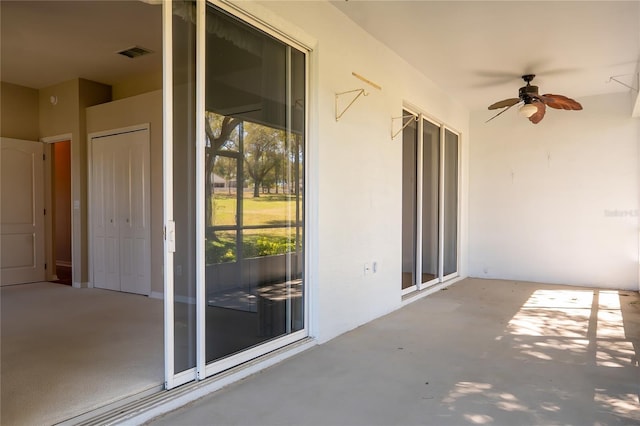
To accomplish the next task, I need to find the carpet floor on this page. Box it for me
[1,282,163,426]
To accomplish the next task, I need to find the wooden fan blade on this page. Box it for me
[529,101,546,124]
[485,101,521,123]
[488,98,520,110]
[541,94,582,110]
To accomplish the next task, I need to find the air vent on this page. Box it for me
[117,46,153,59]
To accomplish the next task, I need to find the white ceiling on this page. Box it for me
[1,1,638,113]
[332,1,640,111]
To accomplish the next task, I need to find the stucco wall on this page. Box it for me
[250,1,470,343]
[469,92,640,290]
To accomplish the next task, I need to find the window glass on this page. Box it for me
[401,112,418,289]
[204,4,305,363]
[443,129,458,276]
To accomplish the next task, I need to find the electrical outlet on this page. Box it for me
[372,261,378,273]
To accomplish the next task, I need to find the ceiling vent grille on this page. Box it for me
[117,46,154,59]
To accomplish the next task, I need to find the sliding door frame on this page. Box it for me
[163,0,311,389]
[201,0,310,379]
[402,106,461,295]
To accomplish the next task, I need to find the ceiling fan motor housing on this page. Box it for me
[519,85,539,103]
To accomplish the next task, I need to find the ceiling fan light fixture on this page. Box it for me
[519,103,538,118]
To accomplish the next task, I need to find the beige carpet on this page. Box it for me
[1,282,163,426]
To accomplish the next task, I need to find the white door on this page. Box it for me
[1,138,45,285]
[92,138,120,291]
[119,131,150,295]
[91,128,150,295]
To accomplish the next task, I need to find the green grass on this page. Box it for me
[206,192,302,264]
[211,192,300,227]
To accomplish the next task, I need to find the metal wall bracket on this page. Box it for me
[335,72,382,121]
[391,114,419,139]
[335,89,368,121]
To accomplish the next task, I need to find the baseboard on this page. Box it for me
[150,291,164,300]
[72,281,90,289]
[56,260,72,268]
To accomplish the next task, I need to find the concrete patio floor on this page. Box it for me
[147,278,640,426]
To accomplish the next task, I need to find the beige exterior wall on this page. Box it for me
[86,90,163,295]
[0,81,39,140]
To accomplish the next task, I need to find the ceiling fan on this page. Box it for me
[486,74,582,124]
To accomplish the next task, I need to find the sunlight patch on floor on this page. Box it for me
[507,289,637,369]
[513,338,589,361]
[597,341,636,367]
[594,390,640,421]
[507,290,593,337]
[444,382,531,419]
[597,291,625,339]
[463,414,493,424]
[442,381,492,403]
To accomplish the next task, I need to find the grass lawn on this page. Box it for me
[207,192,302,263]
[212,192,300,227]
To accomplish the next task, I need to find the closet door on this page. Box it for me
[91,128,150,295]
[119,131,151,295]
[92,138,120,291]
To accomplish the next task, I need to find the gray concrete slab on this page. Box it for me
[147,279,640,426]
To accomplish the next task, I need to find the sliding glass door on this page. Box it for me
[401,110,459,294]
[164,0,307,388]
[203,5,305,373]
[443,129,459,279]
[401,116,418,290]
[422,120,440,284]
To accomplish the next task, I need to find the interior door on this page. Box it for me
[118,130,151,295]
[91,128,150,295]
[92,137,120,291]
[1,138,45,285]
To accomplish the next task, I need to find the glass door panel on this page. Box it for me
[421,119,440,284]
[171,0,197,377]
[401,111,418,290]
[204,3,305,366]
[400,111,459,294]
[443,129,458,277]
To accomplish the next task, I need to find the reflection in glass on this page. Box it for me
[443,130,458,276]
[401,112,418,289]
[204,4,305,363]
[421,120,439,283]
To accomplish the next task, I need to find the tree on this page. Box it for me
[204,112,240,226]
[243,123,283,198]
